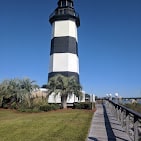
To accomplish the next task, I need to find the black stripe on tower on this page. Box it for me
[48,72,79,83]
[50,36,78,55]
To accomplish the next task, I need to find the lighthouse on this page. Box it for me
[48,0,80,82]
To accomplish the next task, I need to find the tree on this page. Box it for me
[19,78,39,108]
[0,78,39,108]
[0,80,9,107]
[47,75,83,109]
[0,79,20,107]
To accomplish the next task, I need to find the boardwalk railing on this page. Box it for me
[106,100,141,141]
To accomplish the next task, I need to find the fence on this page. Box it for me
[107,100,141,141]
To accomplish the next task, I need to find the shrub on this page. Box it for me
[73,102,95,110]
[73,103,81,109]
[0,98,3,108]
[32,107,41,113]
[40,104,52,111]
[17,107,41,113]
[16,102,39,113]
[50,104,60,110]
[10,102,18,109]
[2,104,9,109]
[39,104,60,112]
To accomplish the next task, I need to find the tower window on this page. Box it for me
[61,1,67,7]
[67,1,71,7]
[59,0,73,8]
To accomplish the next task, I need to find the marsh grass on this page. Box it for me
[0,109,93,141]
[124,103,141,113]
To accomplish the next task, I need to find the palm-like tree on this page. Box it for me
[0,79,21,107]
[0,78,39,108]
[19,78,39,108]
[0,80,9,106]
[47,75,83,109]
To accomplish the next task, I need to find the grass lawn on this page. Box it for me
[0,109,93,141]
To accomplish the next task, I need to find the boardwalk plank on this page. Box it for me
[86,104,131,141]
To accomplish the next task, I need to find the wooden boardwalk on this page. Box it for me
[87,104,131,141]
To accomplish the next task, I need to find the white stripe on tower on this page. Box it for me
[48,0,80,82]
[51,20,78,41]
[49,53,79,73]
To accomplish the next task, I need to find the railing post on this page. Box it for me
[134,116,139,141]
[114,105,117,117]
[126,111,129,135]
[116,105,119,120]
[118,106,122,122]
[115,105,117,118]
[117,106,120,121]
[107,99,141,141]
[112,104,115,116]
[121,108,124,127]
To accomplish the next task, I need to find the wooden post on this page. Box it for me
[126,111,129,135]
[116,106,119,120]
[118,107,121,122]
[107,99,141,140]
[114,105,117,117]
[134,116,139,141]
[112,104,115,115]
[121,108,124,127]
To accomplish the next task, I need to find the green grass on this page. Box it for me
[0,109,93,141]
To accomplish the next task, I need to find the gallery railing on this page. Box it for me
[49,8,79,19]
[107,100,141,141]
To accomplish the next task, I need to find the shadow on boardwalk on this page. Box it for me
[87,104,131,141]
[103,105,116,141]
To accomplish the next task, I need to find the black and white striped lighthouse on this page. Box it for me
[48,0,80,82]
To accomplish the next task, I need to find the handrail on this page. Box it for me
[49,8,79,20]
[106,100,141,141]
[109,100,141,118]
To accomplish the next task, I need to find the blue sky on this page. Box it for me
[0,0,141,98]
